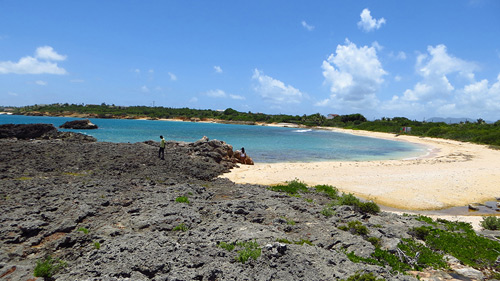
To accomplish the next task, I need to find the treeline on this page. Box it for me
[13,103,500,147]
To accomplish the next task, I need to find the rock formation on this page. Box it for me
[59,119,98,129]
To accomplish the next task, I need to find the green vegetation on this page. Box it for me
[172,223,189,232]
[320,207,335,218]
[13,103,500,146]
[339,220,369,236]
[77,227,89,234]
[33,256,67,279]
[314,184,338,199]
[367,237,381,248]
[276,238,314,246]
[175,196,189,204]
[93,241,101,250]
[235,240,262,263]
[480,216,500,230]
[269,179,308,195]
[217,240,262,263]
[280,216,296,225]
[218,241,235,252]
[331,193,380,215]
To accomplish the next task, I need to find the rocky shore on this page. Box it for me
[0,126,498,280]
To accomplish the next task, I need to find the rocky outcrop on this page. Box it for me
[0,123,96,142]
[234,149,254,165]
[0,123,57,139]
[0,136,497,280]
[59,119,98,129]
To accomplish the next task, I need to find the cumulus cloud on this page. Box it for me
[319,39,386,110]
[252,69,304,104]
[383,44,500,120]
[301,20,315,31]
[35,80,47,86]
[35,46,67,61]
[357,8,386,32]
[214,66,223,73]
[399,44,476,102]
[205,89,246,100]
[0,46,67,75]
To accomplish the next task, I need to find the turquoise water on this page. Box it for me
[0,115,426,163]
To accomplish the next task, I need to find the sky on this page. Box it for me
[1,1,500,121]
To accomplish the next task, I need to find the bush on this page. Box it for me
[344,272,383,281]
[175,196,189,204]
[236,240,261,263]
[269,179,308,195]
[314,184,339,199]
[33,256,67,279]
[480,216,500,230]
[172,223,189,231]
[218,241,235,251]
[357,201,381,214]
[321,207,335,217]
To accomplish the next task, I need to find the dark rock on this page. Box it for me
[59,119,98,129]
[0,123,57,139]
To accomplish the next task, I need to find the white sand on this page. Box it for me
[221,128,500,212]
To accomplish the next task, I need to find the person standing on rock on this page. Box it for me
[159,135,166,160]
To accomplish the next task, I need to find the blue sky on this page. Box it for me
[1,1,500,121]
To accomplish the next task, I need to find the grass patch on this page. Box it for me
[93,241,101,250]
[77,227,89,234]
[33,256,67,279]
[175,196,189,204]
[218,241,235,251]
[280,217,296,225]
[314,184,339,199]
[331,193,380,214]
[340,220,369,236]
[343,272,385,281]
[235,240,261,263]
[321,207,335,218]
[172,223,189,232]
[269,179,308,195]
[410,217,500,271]
[480,216,500,230]
[15,176,33,181]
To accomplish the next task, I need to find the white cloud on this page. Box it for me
[189,97,198,103]
[8,92,18,96]
[35,80,47,86]
[214,66,223,73]
[35,46,67,61]
[141,85,150,93]
[205,89,246,100]
[205,89,227,98]
[301,20,315,31]
[252,69,304,104]
[383,45,500,120]
[319,39,386,110]
[134,69,141,74]
[168,72,177,81]
[394,75,402,82]
[357,8,386,32]
[372,41,383,51]
[0,46,67,75]
[229,94,245,100]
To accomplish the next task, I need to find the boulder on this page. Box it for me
[59,119,98,129]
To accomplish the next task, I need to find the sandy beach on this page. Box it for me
[221,127,500,213]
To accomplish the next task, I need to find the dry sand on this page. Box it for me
[221,127,500,229]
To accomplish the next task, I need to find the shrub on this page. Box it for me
[367,237,381,248]
[33,256,67,279]
[321,207,335,217]
[314,184,339,199]
[347,220,369,236]
[480,216,500,230]
[235,240,261,263]
[175,196,189,204]
[93,241,101,250]
[172,223,189,232]
[218,241,235,251]
[77,227,89,234]
[269,179,308,195]
[358,201,380,214]
[338,193,360,206]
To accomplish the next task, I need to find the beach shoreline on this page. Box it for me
[221,126,500,214]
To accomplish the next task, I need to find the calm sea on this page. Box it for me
[0,115,426,163]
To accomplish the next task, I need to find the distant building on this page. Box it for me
[326,114,339,119]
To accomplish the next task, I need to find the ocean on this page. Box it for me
[0,115,426,163]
